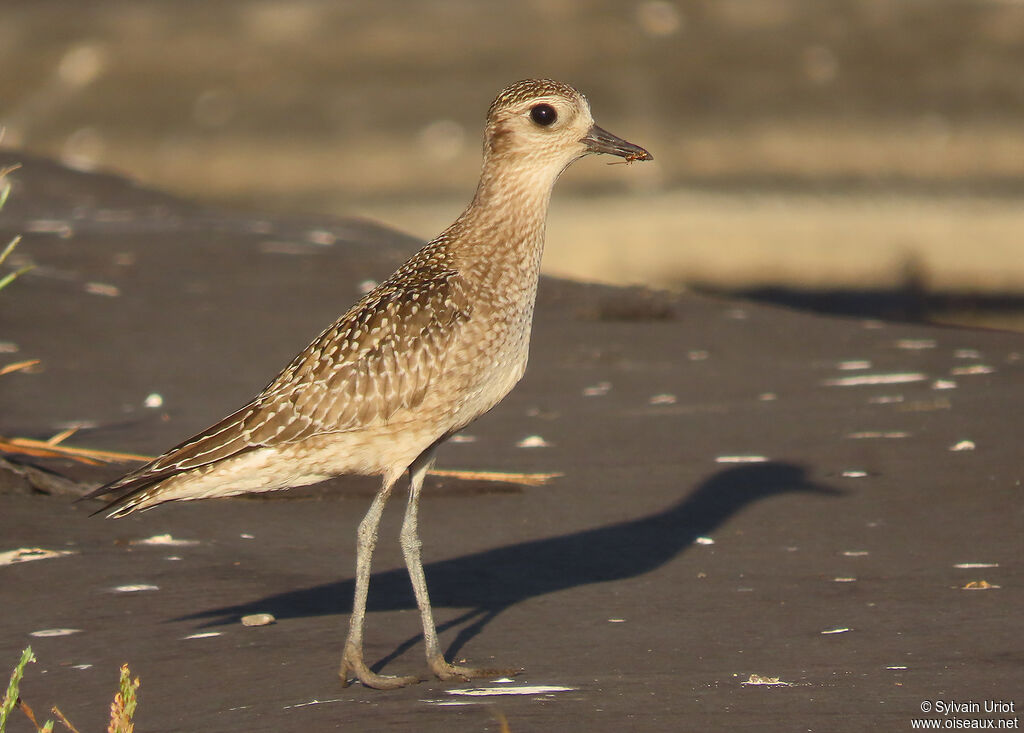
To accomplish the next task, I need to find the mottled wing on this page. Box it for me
[85,266,472,505]
[255,268,472,441]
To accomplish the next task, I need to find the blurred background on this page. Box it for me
[2,0,1023,328]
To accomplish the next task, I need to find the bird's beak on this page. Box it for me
[581,124,653,161]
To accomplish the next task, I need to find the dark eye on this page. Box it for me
[530,103,557,127]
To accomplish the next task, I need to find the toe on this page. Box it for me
[340,649,420,689]
[428,655,522,682]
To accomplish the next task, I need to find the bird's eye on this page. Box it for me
[529,103,558,127]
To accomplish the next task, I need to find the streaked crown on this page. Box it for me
[482,78,595,166]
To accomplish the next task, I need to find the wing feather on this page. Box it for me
[85,261,472,510]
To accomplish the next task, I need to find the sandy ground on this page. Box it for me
[1,155,1021,732]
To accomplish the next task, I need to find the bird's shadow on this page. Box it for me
[179,462,841,669]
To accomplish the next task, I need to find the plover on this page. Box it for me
[84,78,652,689]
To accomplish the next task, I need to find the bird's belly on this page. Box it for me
[440,331,529,434]
[141,422,444,506]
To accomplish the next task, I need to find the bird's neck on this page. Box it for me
[446,157,561,297]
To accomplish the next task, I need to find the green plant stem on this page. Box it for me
[1,646,36,733]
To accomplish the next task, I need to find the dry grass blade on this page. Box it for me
[0,165,18,208]
[43,428,78,445]
[0,359,40,376]
[428,468,563,487]
[0,439,103,465]
[0,163,20,183]
[49,707,80,733]
[0,165,32,293]
[493,708,512,733]
[17,699,53,732]
[0,436,154,465]
[0,236,33,292]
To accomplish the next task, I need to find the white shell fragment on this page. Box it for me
[143,393,164,408]
[648,393,677,405]
[823,373,927,387]
[241,613,276,627]
[695,536,715,545]
[715,455,768,464]
[0,548,78,566]
[932,379,957,390]
[846,431,909,439]
[282,698,347,710]
[447,685,575,697]
[84,282,120,297]
[131,534,199,546]
[516,435,551,448]
[424,700,478,707]
[954,562,999,569]
[821,627,852,634]
[949,440,975,451]
[837,360,871,370]
[111,584,159,593]
[951,364,995,376]
[895,339,936,350]
[183,632,223,640]
[583,381,611,396]
[30,628,83,637]
[741,674,792,686]
[841,470,868,478]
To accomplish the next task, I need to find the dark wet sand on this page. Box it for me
[1,154,1021,731]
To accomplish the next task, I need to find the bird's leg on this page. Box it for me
[401,449,521,682]
[339,474,419,689]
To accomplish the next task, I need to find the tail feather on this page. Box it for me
[80,471,171,517]
[79,405,266,517]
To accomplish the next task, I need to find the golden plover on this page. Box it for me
[84,78,652,689]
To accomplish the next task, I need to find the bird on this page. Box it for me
[83,78,653,689]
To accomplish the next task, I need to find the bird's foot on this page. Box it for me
[427,653,523,682]
[339,645,419,690]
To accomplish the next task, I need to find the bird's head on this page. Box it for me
[483,79,652,176]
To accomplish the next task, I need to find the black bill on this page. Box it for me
[581,124,653,161]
